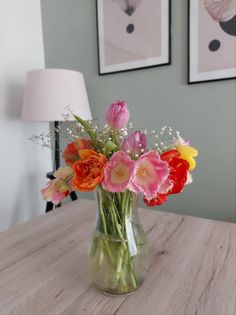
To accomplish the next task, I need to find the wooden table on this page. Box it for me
[0,199,235,315]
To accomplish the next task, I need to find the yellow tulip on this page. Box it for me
[176,145,198,171]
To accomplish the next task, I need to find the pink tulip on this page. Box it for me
[129,150,170,199]
[159,177,173,194]
[41,166,73,204]
[102,151,135,192]
[121,130,147,156]
[105,100,130,129]
[54,165,73,180]
[41,179,70,205]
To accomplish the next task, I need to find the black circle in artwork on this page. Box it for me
[208,39,221,52]
[219,15,236,36]
[126,24,135,34]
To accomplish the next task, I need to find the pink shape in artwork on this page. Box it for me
[198,0,236,73]
[103,0,162,66]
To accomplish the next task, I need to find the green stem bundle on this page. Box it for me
[89,187,142,294]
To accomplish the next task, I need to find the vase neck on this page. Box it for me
[95,188,140,237]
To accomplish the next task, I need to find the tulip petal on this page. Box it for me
[103,151,135,192]
[129,150,170,199]
[176,145,198,157]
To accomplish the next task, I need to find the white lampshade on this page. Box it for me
[22,69,92,121]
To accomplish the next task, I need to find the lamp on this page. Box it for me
[22,68,92,211]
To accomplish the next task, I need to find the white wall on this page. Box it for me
[0,0,52,231]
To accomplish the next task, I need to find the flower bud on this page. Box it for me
[105,100,130,129]
[121,130,147,156]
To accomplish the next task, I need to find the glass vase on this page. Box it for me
[88,186,149,296]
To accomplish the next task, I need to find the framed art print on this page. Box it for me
[96,0,171,75]
[188,0,236,84]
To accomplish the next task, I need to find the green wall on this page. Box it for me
[41,0,236,222]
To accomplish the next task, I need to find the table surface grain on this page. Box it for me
[0,199,235,315]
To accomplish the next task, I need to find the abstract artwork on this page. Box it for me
[188,0,236,83]
[96,0,171,74]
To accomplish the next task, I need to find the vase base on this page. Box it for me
[94,285,138,297]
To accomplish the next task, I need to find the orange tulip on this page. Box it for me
[63,138,92,166]
[72,149,107,192]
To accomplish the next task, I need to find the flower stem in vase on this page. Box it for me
[89,188,148,295]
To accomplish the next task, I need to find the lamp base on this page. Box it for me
[45,171,78,213]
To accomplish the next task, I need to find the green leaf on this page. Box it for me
[103,140,118,156]
[73,115,97,143]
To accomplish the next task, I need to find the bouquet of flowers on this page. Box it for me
[40,100,198,295]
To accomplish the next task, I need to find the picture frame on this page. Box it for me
[96,0,171,75]
[188,0,236,84]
